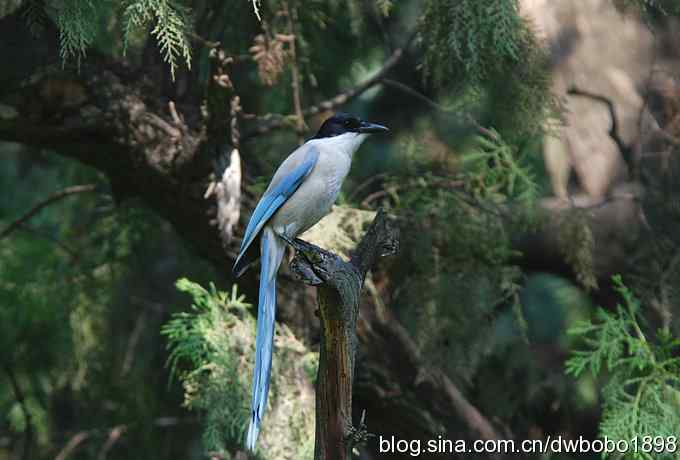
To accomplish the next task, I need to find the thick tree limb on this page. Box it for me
[287,209,398,460]
[0,54,226,265]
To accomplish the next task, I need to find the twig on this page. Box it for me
[230,96,242,148]
[360,178,464,209]
[55,432,90,460]
[448,188,507,219]
[55,417,192,460]
[242,30,417,141]
[3,364,33,460]
[13,224,80,262]
[359,292,505,455]
[120,296,168,376]
[435,369,501,443]
[367,0,394,52]
[96,425,127,460]
[465,114,501,142]
[652,126,680,147]
[379,78,502,141]
[381,78,456,113]
[361,189,394,209]
[283,1,306,144]
[347,173,389,203]
[120,311,147,377]
[189,32,221,49]
[356,285,505,459]
[168,101,182,126]
[144,113,182,139]
[635,36,658,178]
[0,184,97,240]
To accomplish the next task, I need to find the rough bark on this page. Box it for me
[0,9,237,266]
[286,209,398,460]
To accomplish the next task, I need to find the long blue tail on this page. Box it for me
[246,227,285,451]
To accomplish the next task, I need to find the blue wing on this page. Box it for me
[232,146,319,277]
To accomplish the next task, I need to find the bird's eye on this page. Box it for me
[344,119,358,129]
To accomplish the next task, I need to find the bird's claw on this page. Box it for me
[290,257,324,285]
[278,233,296,246]
[282,236,333,285]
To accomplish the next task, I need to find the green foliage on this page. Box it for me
[14,0,193,78]
[462,130,539,211]
[376,0,393,17]
[566,276,680,459]
[555,210,598,291]
[8,0,677,457]
[163,278,316,459]
[386,132,540,383]
[0,147,222,458]
[0,0,21,17]
[483,38,560,139]
[613,0,680,18]
[163,280,252,452]
[54,0,99,66]
[421,0,525,84]
[122,0,192,79]
[420,0,560,138]
[22,0,47,35]
[0,235,74,446]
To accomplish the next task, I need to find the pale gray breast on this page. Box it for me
[314,147,351,208]
[270,148,351,237]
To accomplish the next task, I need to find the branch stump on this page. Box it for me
[288,209,398,460]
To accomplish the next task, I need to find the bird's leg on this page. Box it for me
[277,233,296,247]
[277,233,318,261]
[277,233,297,264]
[280,235,337,286]
[277,233,321,284]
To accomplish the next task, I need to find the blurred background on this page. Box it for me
[2,0,680,458]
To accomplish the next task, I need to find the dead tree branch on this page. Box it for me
[287,209,398,460]
[287,209,504,459]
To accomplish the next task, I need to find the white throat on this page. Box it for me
[309,132,369,158]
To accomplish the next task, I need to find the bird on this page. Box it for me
[232,112,389,451]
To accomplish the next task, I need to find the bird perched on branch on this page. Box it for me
[233,112,389,450]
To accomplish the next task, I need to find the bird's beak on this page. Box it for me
[358,120,389,134]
